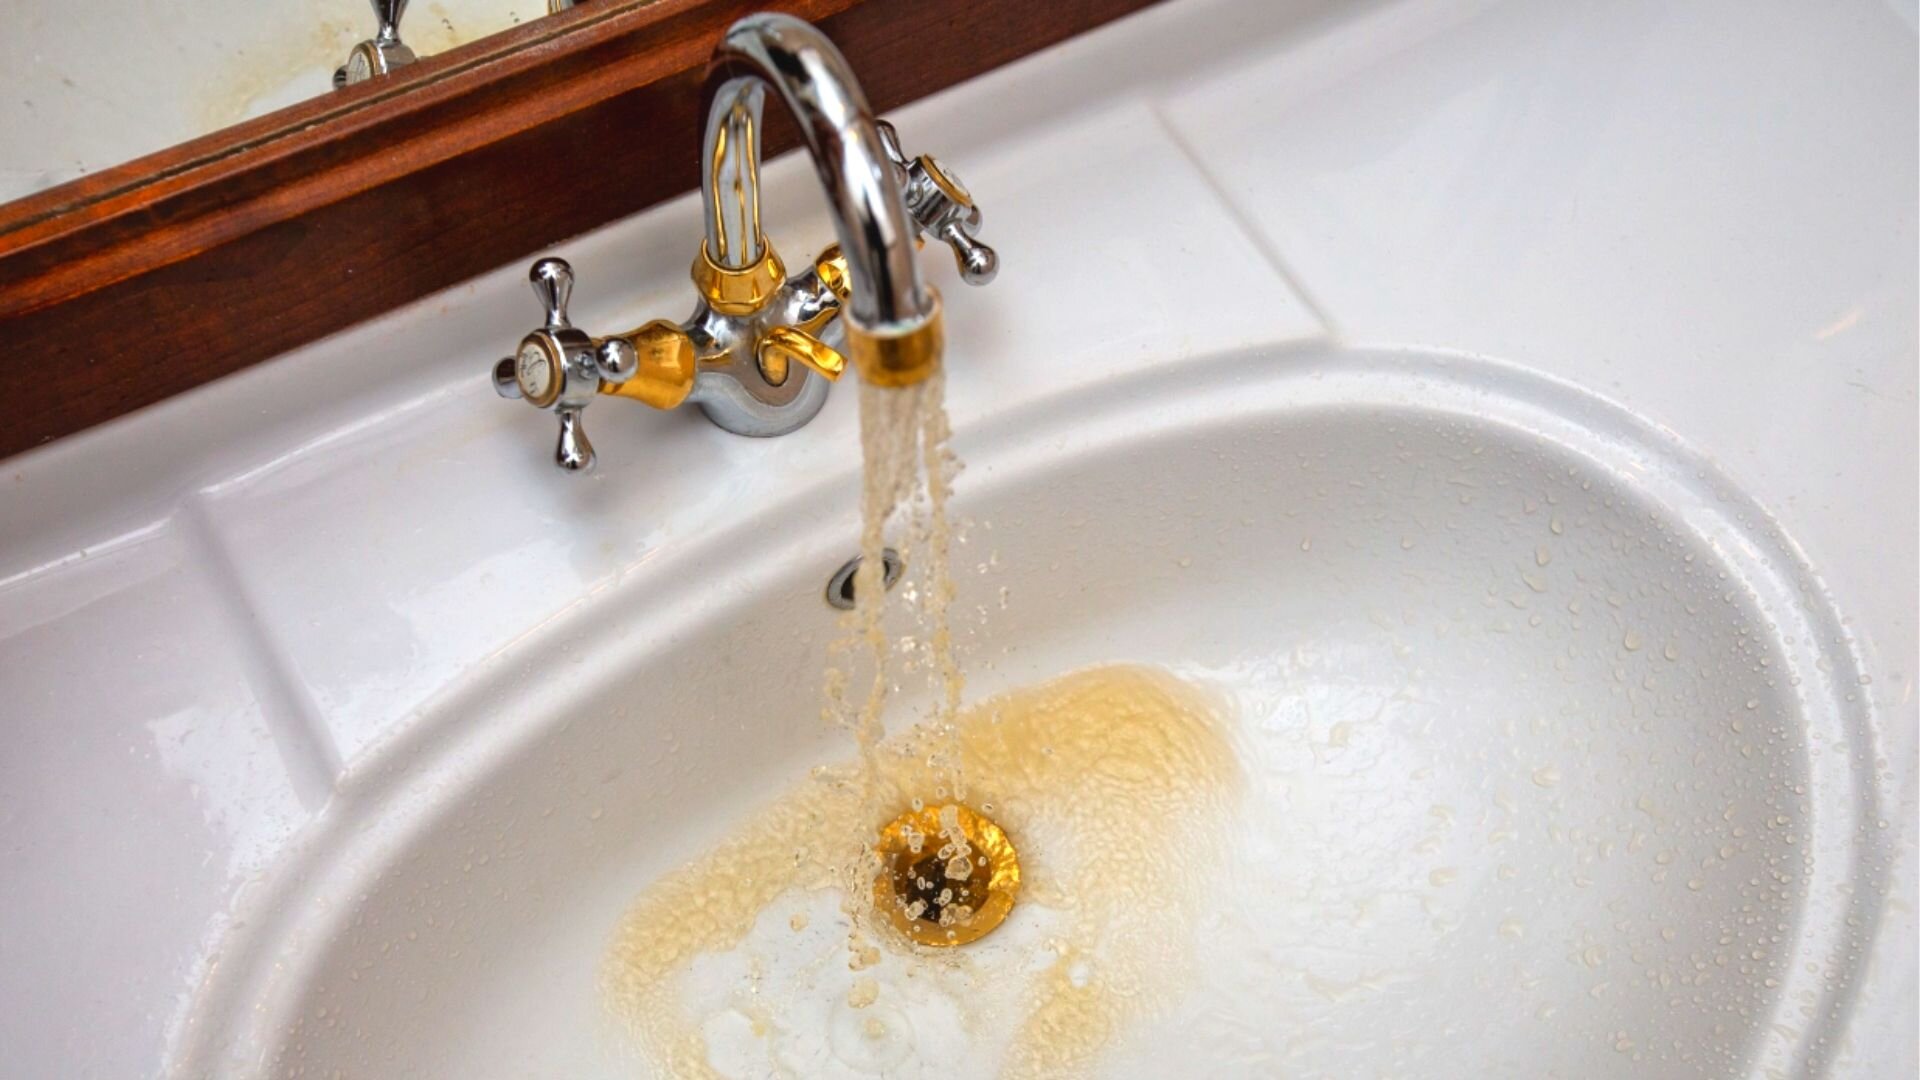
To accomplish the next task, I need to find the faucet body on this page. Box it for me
[492,12,996,469]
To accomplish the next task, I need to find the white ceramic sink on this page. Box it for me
[2,2,1909,1075]
[173,348,1886,1078]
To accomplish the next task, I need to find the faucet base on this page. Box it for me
[692,365,832,437]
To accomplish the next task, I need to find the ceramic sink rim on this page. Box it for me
[171,343,1889,1077]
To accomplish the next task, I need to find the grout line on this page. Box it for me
[1144,97,1343,340]
[177,496,344,811]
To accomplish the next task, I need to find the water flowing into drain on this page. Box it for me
[602,374,1240,1076]
[819,373,994,944]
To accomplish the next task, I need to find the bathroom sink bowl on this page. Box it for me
[176,348,1884,1078]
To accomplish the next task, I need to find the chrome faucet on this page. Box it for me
[491,12,997,471]
[334,0,417,89]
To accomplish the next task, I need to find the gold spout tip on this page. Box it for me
[846,294,944,388]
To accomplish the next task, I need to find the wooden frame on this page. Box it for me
[0,0,1162,461]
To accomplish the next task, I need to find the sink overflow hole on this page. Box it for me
[825,548,904,610]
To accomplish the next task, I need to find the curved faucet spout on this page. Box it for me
[702,13,935,332]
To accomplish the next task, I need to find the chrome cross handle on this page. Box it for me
[877,121,998,286]
[492,259,641,472]
[334,0,418,89]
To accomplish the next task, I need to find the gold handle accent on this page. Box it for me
[813,238,926,306]
[598,320,696,410]
[814,244,852,302]
[692,241,787,316]
[757,326,846,387]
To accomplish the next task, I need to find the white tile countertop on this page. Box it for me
[0,0,1911,1074]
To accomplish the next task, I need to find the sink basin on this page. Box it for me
[174,348,1885,1078]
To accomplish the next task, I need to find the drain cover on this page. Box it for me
[872,803,1020,947]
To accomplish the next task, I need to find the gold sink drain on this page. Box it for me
[873,803,1019,947]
